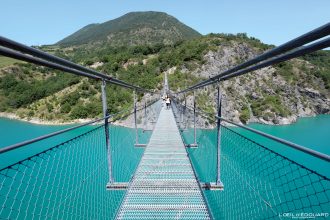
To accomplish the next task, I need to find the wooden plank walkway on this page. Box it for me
[116,107,211,220]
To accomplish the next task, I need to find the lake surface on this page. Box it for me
[1,114,328,165]
[235,115,330,177]
[248,114,330,155]
[0,117,150,219]
[0,117,73,147]
[0,114,329,219]
[0,117,94,169]
[181,114,330,219]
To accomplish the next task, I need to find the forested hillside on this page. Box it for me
[57,11,201,46]
[0,12,329,125]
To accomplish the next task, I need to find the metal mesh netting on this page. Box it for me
[171,98,330,219]
[215,126,329,219]
[0,126,122,220]
[0,101,161,220]
[116,107,211,220]
[112,101,162,182]
[142,100,162,131]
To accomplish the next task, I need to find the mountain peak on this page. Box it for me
[57,11,201,46]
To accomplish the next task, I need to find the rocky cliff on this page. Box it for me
[1,19,329,127]
[170,39,330,127]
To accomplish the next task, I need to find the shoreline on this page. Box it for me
[0,112,94,126]
[0,112,135,128]
[0,111,327,128]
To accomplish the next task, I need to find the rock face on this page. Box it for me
[1,31,329,127]
[175,42,330,127]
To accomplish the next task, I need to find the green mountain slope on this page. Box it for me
[0,12,329,125]
[57,11,201,46]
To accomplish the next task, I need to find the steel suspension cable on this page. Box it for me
[188,37,330,90]
[179,22,330,93]
[0,36,152,93]
[171,94,330,162]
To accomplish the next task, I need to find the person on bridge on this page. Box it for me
[166,96,171,109]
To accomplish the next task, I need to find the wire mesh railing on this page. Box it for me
[0,100,161,220]
[1,22,329,220]
[171,97,330,219]
[0,126,117,220]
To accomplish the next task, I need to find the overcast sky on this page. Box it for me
[1,0,329,46]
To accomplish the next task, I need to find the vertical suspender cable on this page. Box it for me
[101,80,113,184]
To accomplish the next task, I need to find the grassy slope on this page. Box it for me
[0,34,329,122]
[0,56,24,68]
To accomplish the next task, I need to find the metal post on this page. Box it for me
[134,90,138,145]
[133,92,147,148]
[144,97,147,131]
[180,95,183,124]
[101,80,113,184]
[216,85,223,186]
[192,91,197,147]
[183,93,186,125]
[184,94,187,111]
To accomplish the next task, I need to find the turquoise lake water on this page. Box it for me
[0,114,329,219]
[181,114,330,219]
[1,114,328,166]
[0,117,151,219]
[0,118,93,169]
[248,114,330,155]
[237,115,330,178]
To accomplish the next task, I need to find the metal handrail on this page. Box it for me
[179,22,330,93]
[0,116,107,154]
[191,37,330,90]
[0,97,161,155]
[217,116,330,162]
[171,96,330,162]
[110,98,160,122]
[0,46,101,79]
[0,36,152,93]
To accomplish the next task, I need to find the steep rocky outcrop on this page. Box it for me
[174,41,330,127]
[1,13,329,126]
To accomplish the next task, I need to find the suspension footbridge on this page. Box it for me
[0,23,329,219]
[116,107,211,219]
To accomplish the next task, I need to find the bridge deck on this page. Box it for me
[116,107,210,220]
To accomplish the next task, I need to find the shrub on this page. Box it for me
[239,105,250,124]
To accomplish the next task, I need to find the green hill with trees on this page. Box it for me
[57,11,201,46]
[0,12,329,125]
